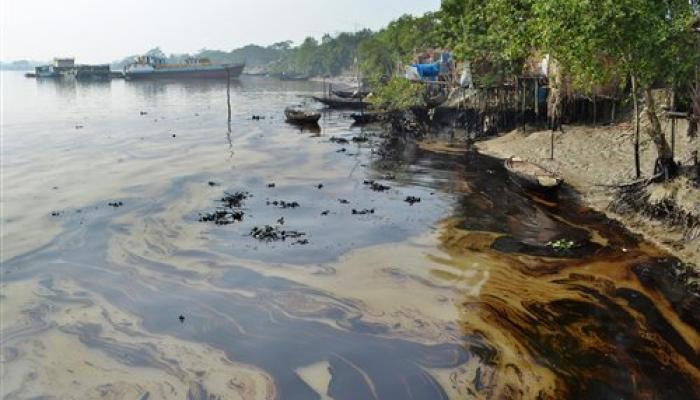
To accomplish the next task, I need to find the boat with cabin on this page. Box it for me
[124,56,245,80]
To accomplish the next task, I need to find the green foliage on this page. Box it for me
[273,30,373,76]
[369,76,424,111]
[359,13,441,81]
[546,238,577,252]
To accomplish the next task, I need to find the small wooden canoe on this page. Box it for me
[332,89,371,99]
[312,96,371,110]
[284,106,321,123]
[504,157,563,191]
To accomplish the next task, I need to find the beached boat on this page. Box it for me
[284,106,321,124]
[504,157,563,191]
[124,56,244,80]
[312,96,371,110]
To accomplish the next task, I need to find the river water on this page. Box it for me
[1,71,699,399]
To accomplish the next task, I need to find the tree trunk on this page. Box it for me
[547,58,563,131]
[643,87,677,179]
[690,65,699,138]
[631,75,641,178]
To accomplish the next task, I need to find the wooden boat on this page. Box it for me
[504,157,563,191]
[332,89,371,99]
[284,106,321,124]
[312,96,371,110]
[280,73,309,81]
[350,112,382,124]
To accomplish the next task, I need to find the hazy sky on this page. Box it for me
[1,0,441,63]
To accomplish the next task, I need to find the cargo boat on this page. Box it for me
[124,56,244,80]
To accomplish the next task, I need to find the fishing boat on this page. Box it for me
[124,56,244,80]
[312,96,371,110]
[504,157,563,192]
[284,106,321,124]
[332,89,371,99]
[280,72,309,81]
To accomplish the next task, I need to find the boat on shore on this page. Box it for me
[124,56,244,80]
[284,106,321,124]
[504,157,563,192]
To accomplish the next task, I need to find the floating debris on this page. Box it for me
[330,136,349,144]
[108,201,124,208]
[317,184,324,189]
[266,200,300,209]
[252,115,265,120]
[277,217,285,225]
[199,209,244,225]
[178,315,185,323]
[267,183,276,188]
[172,133,177,138]
[351,136,369,143]
[75,125,84,129]
[50,211,62,217]
[383,174,397,180]
[404,196,421,205]
[250,225,306,242]
[140,111,148,116]
[200,191,250,225]
[352,208,375,215]
[338,199,349,204]
[336,148,347,153]
[363,180,391,192]
[221,192,250,208]
[321,210,330,216]
[208,181,219,187]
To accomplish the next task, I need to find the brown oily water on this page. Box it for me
[1,72,699,399]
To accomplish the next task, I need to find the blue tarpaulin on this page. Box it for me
[412,63,440,78]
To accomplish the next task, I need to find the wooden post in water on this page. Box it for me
[226,68,232,129]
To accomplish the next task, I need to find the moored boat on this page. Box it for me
[279,72,310,81]
[332,89,371,99]
[124,56,244,80]
[312,95,371,110]
[284,106,321,124]
[504,157,563,192]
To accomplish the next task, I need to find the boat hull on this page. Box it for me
[125,64,244,80]
[504,158,563,193]
[312,96,371,110]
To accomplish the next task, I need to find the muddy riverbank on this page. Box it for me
[475,122,700,268]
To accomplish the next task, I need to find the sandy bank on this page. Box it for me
[475,122,699,267]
